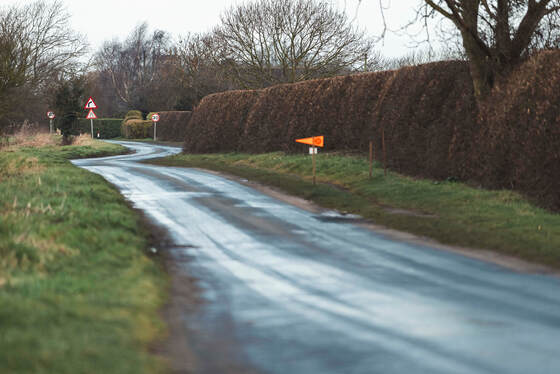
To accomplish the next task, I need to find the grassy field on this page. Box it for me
[0,134,168,374]
[149,151,560,269]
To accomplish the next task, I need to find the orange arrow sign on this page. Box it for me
[295,136,324,148]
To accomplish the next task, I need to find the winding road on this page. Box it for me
[73,141,560,374]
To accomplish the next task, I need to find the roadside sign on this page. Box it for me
[86,109,97,119]
[295,136,324,148]
[295,135,325,185]
[47,111,55,134]
[151,113,160,141]
[84,97,97,110]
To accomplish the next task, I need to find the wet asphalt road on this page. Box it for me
[73,141,560,374]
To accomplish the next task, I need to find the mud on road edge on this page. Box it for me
[134,207,200,374]
[137,207,262,374]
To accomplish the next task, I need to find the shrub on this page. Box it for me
[154,111,192,141]
[184,53,560,211]
[185,91,261,153]
[121,110,152,139]
[370,61,477,179]
[58,112,80,142]
[77,118,123,138]
[474,50,560,210]
[124,110,142,121]
[121,119,153,139]
[185,61,476,177]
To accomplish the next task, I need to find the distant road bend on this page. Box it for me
[73,141,560,374]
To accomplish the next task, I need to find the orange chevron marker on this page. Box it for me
[295,136,324,147]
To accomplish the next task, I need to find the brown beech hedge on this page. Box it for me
[154,111,192,141]
[183,51,560,211]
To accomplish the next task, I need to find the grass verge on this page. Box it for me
[1,135,168,374]
[149,151,560,269]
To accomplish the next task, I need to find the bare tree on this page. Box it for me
[215,0,376,88]
[368,0,560,100]
[0,0,86,129]
[95,23,171,110]
[172,32,234,109]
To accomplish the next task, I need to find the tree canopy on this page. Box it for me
[369,0,560,99]
[215,0,375,88]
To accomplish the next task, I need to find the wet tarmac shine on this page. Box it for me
[73,141,560,374]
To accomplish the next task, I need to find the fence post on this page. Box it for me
[382,127,387,177]
[369,141,373,178]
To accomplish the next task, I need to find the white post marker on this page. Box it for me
[83,97,98,139]
[151,113,160,141]
[47,111,55,134]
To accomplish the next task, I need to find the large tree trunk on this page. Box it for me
[423,0,557,104]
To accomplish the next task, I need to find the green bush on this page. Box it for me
[77,118,123,138]
[121,119,153,139]
[121,110,153,139]
[124,110,142,120]
[57,112,80,140]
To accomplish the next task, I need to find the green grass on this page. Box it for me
[0,139,168,374]
[149,152,560,268]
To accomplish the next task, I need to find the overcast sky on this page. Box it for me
[3,0,432,57]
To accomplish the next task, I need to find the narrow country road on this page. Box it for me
[73,141,560,374]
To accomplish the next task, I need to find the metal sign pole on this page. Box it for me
[154,121,157,141]
[382,127,387,177]
[49,119,53,134]
[90,119,93,139]
[312,145,316,185]
[369,140,373,178]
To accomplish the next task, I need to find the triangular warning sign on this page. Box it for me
[86,109,97,119]
[84,97,97,109]
[295,136,324,148]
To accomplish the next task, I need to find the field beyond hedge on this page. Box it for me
[149,152,560,270]
[0,136,167,374]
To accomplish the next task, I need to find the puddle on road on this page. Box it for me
[313,211,364,223]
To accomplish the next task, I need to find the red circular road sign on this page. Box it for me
[47,111,55,119]
[151,113,160,122]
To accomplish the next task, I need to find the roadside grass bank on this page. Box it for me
[0,135,168,374]
[149,152,560,269]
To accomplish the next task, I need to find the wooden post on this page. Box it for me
[382,127,387,177]
[312,145,316,185]
[369,140,373,179]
